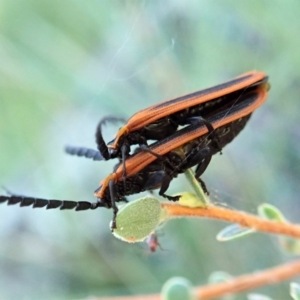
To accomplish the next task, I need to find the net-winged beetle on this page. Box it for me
[93,82,269,228]
[66,71,267,164]
[1,74,269,230]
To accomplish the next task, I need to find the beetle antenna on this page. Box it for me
[65,146,104,161]
[0,193,102,211]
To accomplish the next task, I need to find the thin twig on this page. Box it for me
[196,259,300,299]
[95,260,300,300]
[162,203,300,239]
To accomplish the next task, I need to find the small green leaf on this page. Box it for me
[279,237,300,255]
[257,205,300,254]
[208,271,233,284]
[290,282,300,300]
[112,196,163,243]
[178,192,207,208]
[257,203,286,222]
[162,277,194,300]
[217,224,255,241]
[247,293,273,300]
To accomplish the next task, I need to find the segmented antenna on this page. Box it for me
[65,146,103,161]
[0,195,101,210]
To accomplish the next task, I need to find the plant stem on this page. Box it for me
[162,203,300,239]
[184,169,210,206]
[196,259,300,299]
[96,260,300,300]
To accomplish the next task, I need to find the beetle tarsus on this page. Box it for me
[162,194,181,202]
[197,178,209,195]
[109,180,119,229]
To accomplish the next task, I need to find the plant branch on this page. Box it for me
[195,259,300,299]
[95,259,300,300]
[161,203,300,239]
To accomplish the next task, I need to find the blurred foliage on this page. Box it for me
[161,277,194,300]
[291,282,300,300]
[1,1,300,299]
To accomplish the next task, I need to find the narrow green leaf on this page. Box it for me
[247,293,273,300]
[217,224,255,241]
[257,203,286,222]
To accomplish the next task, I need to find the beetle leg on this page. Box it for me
[108,179,119,230]
[144,170,166,190]
[143,169,180,201]
[186,116,222,153]
[120,142,132,194]
[139,145,177,170]
[179,146,212,195]
[194,148,212,178]
[193,148,212,195]
[95,116,126,160]
[138,136,148,147]
[200,117,222,154]
[120,197,128,203]
[95,121,110,160]
[196,178,209,195]
[121,143,130,178]
[183,147,211,169]
[139,145,161,158]
[158,174,181,202]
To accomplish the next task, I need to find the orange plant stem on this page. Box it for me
[161,203,300,239]
[196,259,300,299]
[98,295,160,300]
[97,260,300,300]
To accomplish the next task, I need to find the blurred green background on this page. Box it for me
[1,1,300,299]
